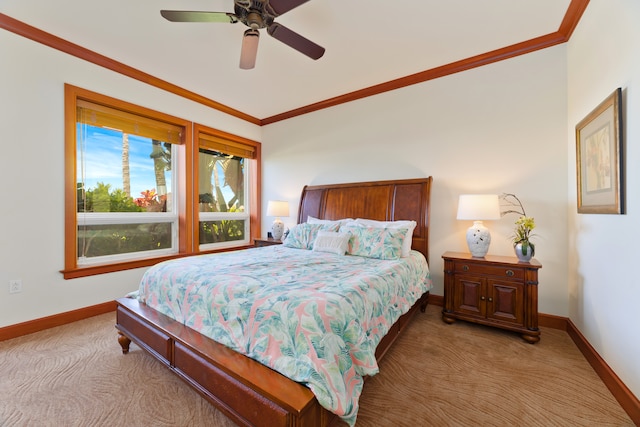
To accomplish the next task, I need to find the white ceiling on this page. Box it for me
[1,0,572,120]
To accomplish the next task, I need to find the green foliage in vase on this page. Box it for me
[514,216,535,255]
[501,193,536,256]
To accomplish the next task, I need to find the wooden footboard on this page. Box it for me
[115,291,429,427]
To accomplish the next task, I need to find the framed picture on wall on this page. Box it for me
[575,88,624,214]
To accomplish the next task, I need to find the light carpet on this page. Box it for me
[1,304,633,426]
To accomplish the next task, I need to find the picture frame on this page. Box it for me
[575,88,624,214]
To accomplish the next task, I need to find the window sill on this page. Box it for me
[61,245,254,279]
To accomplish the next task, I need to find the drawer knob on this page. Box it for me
[506,269,514,277]
[480,296,485,300]
[488,297,493,302]
[462,265,469,272]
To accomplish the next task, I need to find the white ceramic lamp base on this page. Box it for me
[271,218,284,240]
[466,220,491,257]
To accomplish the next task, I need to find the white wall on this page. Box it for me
[0,29,261,327]
[567,0,640,399]
[262,46,569,317]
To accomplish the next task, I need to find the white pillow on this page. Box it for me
[312,230,351,255]
[353,218,417,258]
[307,216,354,226]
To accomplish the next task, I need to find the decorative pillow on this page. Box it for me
[307,216,354,227]
[312,230,351,255]
[283,223,340,250]
[341,225,407,260]
[353,218,417,257]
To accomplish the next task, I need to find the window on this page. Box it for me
[63,85,261,279]
[75,100,181,264]
[195,125,258,250]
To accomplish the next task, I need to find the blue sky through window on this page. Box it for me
[77,125,237,205]
[77,125,171,199]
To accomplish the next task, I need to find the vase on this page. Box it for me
[465,221,492,258]
[514,242,535,262]
[271,218,284,240]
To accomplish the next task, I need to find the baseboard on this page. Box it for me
[566,320,640,425]
[538,312,568,330]
[0,301,116,342]
[429,293,444,306]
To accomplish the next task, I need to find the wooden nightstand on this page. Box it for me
[254,237,283,247]
[442,251,542,343]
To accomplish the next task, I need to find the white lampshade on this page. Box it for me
[266,200,289,218]
[457,194,500,257]
[457,194,501,220]
[266,200,289,240]
[239,29,259,70]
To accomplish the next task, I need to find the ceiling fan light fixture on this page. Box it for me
[161,1,324,68]
[239,28,260,69]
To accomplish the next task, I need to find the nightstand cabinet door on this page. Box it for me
[452,275,486,318]
[486,279,524,325]
[452,277,524,325]
[442,251,541,343]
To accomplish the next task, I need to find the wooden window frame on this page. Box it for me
[194,124,260,251]
[62,84,261,279]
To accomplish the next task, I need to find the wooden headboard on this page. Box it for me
[297,177,432,263]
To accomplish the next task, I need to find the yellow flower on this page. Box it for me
[514,215,535,244]
[500,193,537,247]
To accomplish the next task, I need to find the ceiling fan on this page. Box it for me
[160,0,325,69]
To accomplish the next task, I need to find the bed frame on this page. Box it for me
[115,177,432,427]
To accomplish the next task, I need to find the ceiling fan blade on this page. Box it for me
[268,0,310,16]
[160,10,237,23]
[239,29,260,70]
[267,23,325,60]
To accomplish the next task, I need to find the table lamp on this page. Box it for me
[266,200,289,240]
[457,194,501,257]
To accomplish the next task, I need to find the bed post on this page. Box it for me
[118,331,131,354]
[420,292,430,312]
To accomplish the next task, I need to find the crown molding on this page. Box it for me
[0,0,590,126]
[0,13,261,125]
[261,0,590,125]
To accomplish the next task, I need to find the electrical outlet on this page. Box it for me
[9,279,22,294]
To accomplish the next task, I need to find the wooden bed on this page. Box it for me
[115,177,432,427]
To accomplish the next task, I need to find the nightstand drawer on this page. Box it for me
[453,261,524,280]
[254,238,283,247]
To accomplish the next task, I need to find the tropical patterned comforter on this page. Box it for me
[137,245,431,426]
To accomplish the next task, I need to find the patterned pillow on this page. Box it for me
[341,225,407,260]
[353,218,417,257]
[312,231,351,255]
[283,223,340,250]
